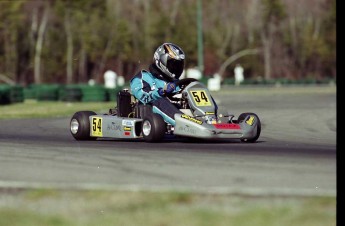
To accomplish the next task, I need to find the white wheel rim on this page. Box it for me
[142,120,152,136]
[70,119,79,134]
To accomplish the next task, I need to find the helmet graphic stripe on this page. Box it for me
[165,44,177,58]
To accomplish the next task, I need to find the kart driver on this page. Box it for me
[130,43,185,126]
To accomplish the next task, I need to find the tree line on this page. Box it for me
[0,0,336,85]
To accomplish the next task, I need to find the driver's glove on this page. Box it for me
[158,82,176,96]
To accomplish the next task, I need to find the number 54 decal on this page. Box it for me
[91,117,103,137]
[190,90,212,106]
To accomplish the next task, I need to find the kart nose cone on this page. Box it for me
[70,119,79,134]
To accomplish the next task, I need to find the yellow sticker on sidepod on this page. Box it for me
[91,117,103,137]
[181,114,203,125]
[246,116,255,126]
[123,126,132,131]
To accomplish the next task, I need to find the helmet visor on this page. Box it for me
[167,59,184,78]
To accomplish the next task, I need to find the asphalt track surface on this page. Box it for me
[0,85,336,196]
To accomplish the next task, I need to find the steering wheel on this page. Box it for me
[175,78,198,90]
[166,78,198,100]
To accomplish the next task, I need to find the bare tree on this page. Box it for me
[0,1,24,84]
[64,7,73,84]
[260,0,286,80]
[33,2,49,84]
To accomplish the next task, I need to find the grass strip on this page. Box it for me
[0,188,336,226]
[0,100,113,119]
[0,86,335,119]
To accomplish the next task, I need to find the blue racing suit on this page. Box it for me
[130,69,181,126]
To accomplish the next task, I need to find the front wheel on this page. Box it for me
[70,111,97,140]
[142,113,166,142]
[238,112,261,143]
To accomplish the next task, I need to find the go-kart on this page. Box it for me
[70,78,261,142]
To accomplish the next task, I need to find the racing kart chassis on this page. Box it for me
[70,78,261,143]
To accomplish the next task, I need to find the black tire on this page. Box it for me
[238,112,261,143]
[70,111,97,140]
[142,113,166,142]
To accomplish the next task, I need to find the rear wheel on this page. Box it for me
[142,113,166,142]
[70,111,97,140]
[238,112,261,143]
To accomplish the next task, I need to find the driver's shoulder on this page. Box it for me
[140,69,151,75]
[140,70,156,80]
[131,70,153,82]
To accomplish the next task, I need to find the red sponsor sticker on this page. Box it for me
[213,123,241,130]
[124,131,131,136]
